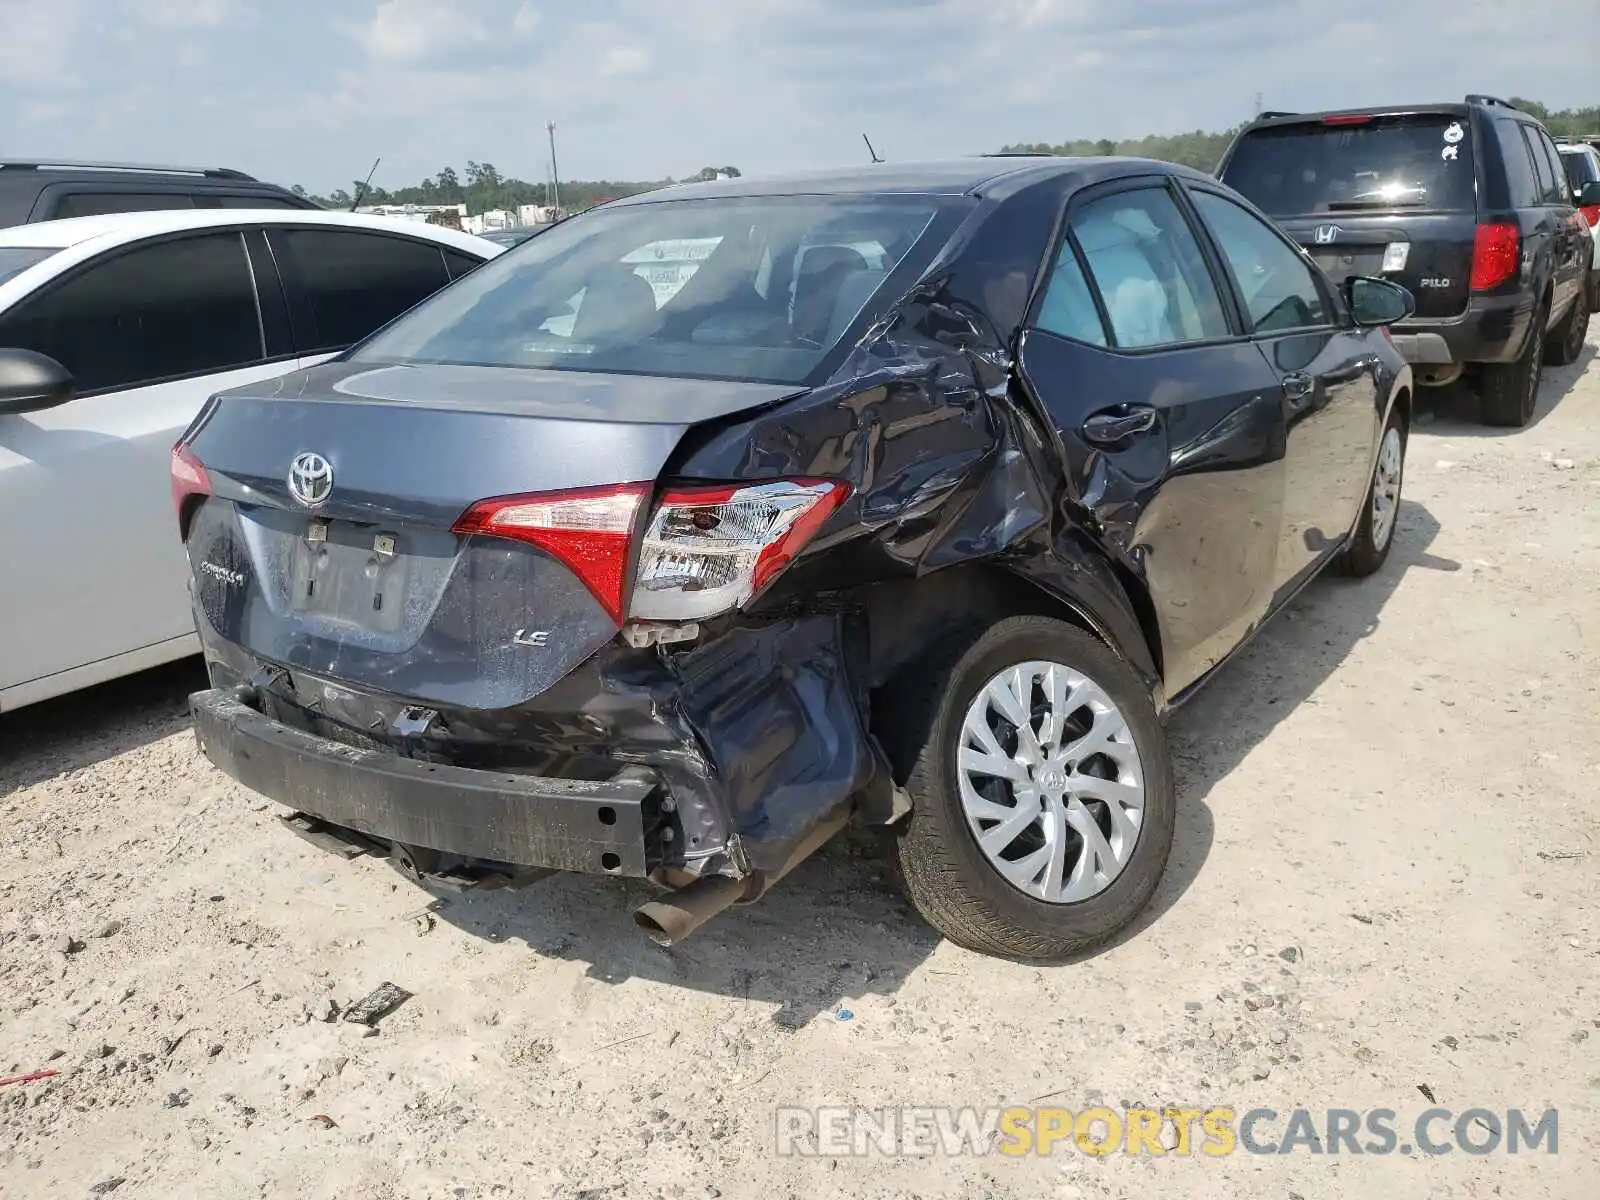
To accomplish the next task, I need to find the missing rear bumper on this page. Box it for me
[191,688,658,877]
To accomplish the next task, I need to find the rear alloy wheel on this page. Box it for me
[1479,298,1547,428]
[884,617,1174,962]
[1543,281,1589,367]
[1339,406,1407,577]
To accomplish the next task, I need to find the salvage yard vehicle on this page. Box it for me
[176,158,1414,962]
[0,210,501,711]
[0,158,318,228]
[1555,140,1600,309]
[1217,95,1593,427]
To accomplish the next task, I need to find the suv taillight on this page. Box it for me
[1469,222,1520,291]
[451,478,849,626]
[170,442,212,537]
[1580,205,1600,229]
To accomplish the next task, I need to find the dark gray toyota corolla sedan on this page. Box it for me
[172,157,1414,962]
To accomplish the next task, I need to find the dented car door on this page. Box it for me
[1016,179,1286,697]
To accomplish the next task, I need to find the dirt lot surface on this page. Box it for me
[3,334,1598,1200]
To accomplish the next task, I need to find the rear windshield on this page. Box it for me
[1221,114,1477,216]
[1560,149,1600,189]
[0,247,58,287]
[349,194,948,385]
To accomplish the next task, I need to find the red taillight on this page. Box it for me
[1322,114,1374,126]
[452,477,850,626]
[170,442,211,534]
[1469,222,1520,291]
[1580,205,1600,228]
[451,483,649,624]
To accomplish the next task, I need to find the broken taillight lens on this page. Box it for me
[452,483,650,624]
[170,441,212,537]
[629,479,849,621]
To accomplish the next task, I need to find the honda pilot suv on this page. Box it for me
[1218,95,1594,426]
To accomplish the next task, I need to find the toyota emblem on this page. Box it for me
[287,451,334,509]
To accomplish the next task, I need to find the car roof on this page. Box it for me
[0,207,501,255]
[606,157,1194,205]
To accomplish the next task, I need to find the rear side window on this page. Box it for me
[1532,130,1571,205]
[1493,120,1541,208]
[274,229,452,352]
[443,249,485,280]
[1034,242,1108,346]
[195,195,307,210]
[51,192,195,218]
[1521,128,1563,205]
[0,232,264,392]
[1066,188,1231,349]
[1221,115,1478,216]
[1192,192,1328,333]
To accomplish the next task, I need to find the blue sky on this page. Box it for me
[0,0,1590,194]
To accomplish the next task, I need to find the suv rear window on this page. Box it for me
[350,195,949,386]
[1221,114,1477,216]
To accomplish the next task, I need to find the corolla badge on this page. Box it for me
[288,452,334,509]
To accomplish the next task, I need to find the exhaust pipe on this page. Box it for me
[633,805,851,948]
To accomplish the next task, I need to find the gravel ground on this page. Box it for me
[3,332,1597,1200]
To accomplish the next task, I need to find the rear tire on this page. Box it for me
[1339,403,1407,578]
[1479,297,1547,427]
[1543,282,1589,367]
[878,616,1175,963]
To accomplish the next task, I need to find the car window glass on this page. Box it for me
[443,250,485,280]
[1033,240,1108,346]
[1494,120,1541,208]
[1066,188,1230,348]
[51,192,195,218]
[0,232,263,392]
[1192,191,1329,334]
[1534,132,1570,204]
[0,247,59,286]
[1521,128,1560,205]
[275,229,452,352]
[196,195,305,210]
[349,196,950,387]
[1559,149,1600,189]
[1220,115,1478,216]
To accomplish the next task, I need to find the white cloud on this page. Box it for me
[356,0,541,63]
[600,46,648,77]
[0,0,86,86]
[136,0,239,27]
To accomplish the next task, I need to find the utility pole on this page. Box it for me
[546,121,561,216]
[1254,92,1264,118]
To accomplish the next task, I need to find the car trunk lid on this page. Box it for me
[1274,213,1476,319]
[180,361,802,709]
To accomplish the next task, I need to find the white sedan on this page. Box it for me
[0,209,502,712]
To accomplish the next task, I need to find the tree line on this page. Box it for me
[295,162,740,214]
[296,99,1596,214]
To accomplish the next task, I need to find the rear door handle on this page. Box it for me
[1081,405,1157,446]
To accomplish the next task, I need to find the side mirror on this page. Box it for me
[0,348,76,415]
[1577,180,1600,208]
[1346,277,1415,327]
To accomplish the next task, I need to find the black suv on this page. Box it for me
[1217,95,1594,427]
[0,159,320,228]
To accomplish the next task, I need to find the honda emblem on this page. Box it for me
[1313,224,1340,245]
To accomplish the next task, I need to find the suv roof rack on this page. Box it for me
[0,159,258,181]
[1464,94,1518,111]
